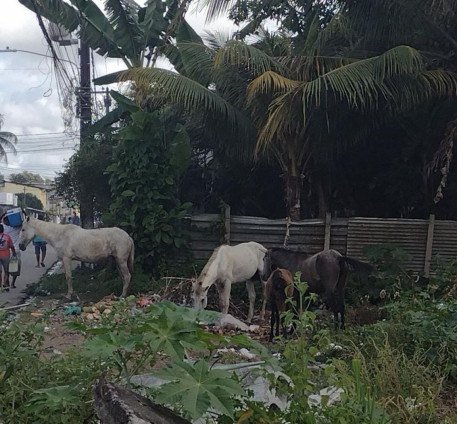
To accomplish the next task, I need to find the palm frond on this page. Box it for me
[255,89,305,154]
[213,40,284,75]
[0,132,18,163]
[202,0,235,21]
[301,45,424,110]
[174,42,215,85]
[419,70,457,97]
[277,55,355,81]
[97,67,252,135]
[247,71,301,104]
[341,0,457,52]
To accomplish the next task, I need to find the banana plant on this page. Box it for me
[19,0,189,68]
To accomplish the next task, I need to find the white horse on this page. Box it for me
[18,215,134,299]
[191,241,268,323]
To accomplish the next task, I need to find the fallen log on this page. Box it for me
[93,377,190,424]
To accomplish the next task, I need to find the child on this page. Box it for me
[32,235,47,268]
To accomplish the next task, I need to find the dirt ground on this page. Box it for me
[14,288,389,358]
[16,294,273,356]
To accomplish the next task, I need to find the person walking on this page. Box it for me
[32,234,47,268]
[71,211,81,226]
[0,211,21,289]
[4,223,21,288]
[0,224,16,291]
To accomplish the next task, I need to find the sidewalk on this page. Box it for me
[0,245,58,307]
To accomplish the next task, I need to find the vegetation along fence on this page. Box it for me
[188,208,457,277]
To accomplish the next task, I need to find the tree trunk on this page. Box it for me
[316,179,328,219]
[93,377,191,424]
[80,192,94,229]
[284,173,303,221]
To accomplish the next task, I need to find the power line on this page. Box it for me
[16,131,75,136]
[8,147,77,153]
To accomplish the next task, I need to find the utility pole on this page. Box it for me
[78,39,94,229]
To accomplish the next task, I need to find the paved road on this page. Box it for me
[0,245,58,307]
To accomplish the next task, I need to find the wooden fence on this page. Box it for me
[187,209,457,276]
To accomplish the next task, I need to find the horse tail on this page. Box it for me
[340,256,374,274]
[127,238,134,274]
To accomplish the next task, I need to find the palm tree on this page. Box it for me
[0,115,17,162]
[96,19,457,219]
[336,0,457,204]
[26,0,457,218]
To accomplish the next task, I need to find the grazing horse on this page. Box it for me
[262,248,373,329]
[265,268,299,341]
[191,241,267,323]
[18,215,134,299]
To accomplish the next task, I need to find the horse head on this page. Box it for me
[18,215,35,251]
[261,250,273,281]
[191,276,210,310]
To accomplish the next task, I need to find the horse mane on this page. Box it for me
[270,246,311,255]
[199,245,223,282]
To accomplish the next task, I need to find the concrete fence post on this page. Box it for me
[224,204,231,245]
[324,212,331,251]
[424,214,435,277]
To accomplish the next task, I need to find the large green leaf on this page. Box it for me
[89,91,139,133]
[142,308,206,359]
[154,360,245,420]
[138,0,168,51]
[105,0,144,65]
[18,0,80,32]
[82,332,142,359]
[19,0,127,60]
[70,0,127,59]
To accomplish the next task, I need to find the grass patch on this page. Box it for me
[25,265,161,303]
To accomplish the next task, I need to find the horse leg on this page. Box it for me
[324,289,339,330]
[336,287,345,330]
[219,279,232,315]
[116,258,131,298]
[245,280,256,323]
[275,304,280,337]
[63,257,73,299]
[260,279,267,321]
[269,302,276,342]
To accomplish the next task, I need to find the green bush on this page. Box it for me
[107,109,191,268]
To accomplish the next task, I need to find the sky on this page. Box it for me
[0,0,238,180]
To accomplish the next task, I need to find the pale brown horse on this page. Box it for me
[19,215,134,299]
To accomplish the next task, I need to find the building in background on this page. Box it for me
[0,179,50,209]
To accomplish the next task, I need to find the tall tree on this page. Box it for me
[15,193,44,210]
[97,21,457,219]
[9,171,44,185]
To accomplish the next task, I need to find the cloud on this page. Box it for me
[0,0,239,180]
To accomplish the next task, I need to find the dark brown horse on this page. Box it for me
[261,248,373,329]
[265,268,299,341]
